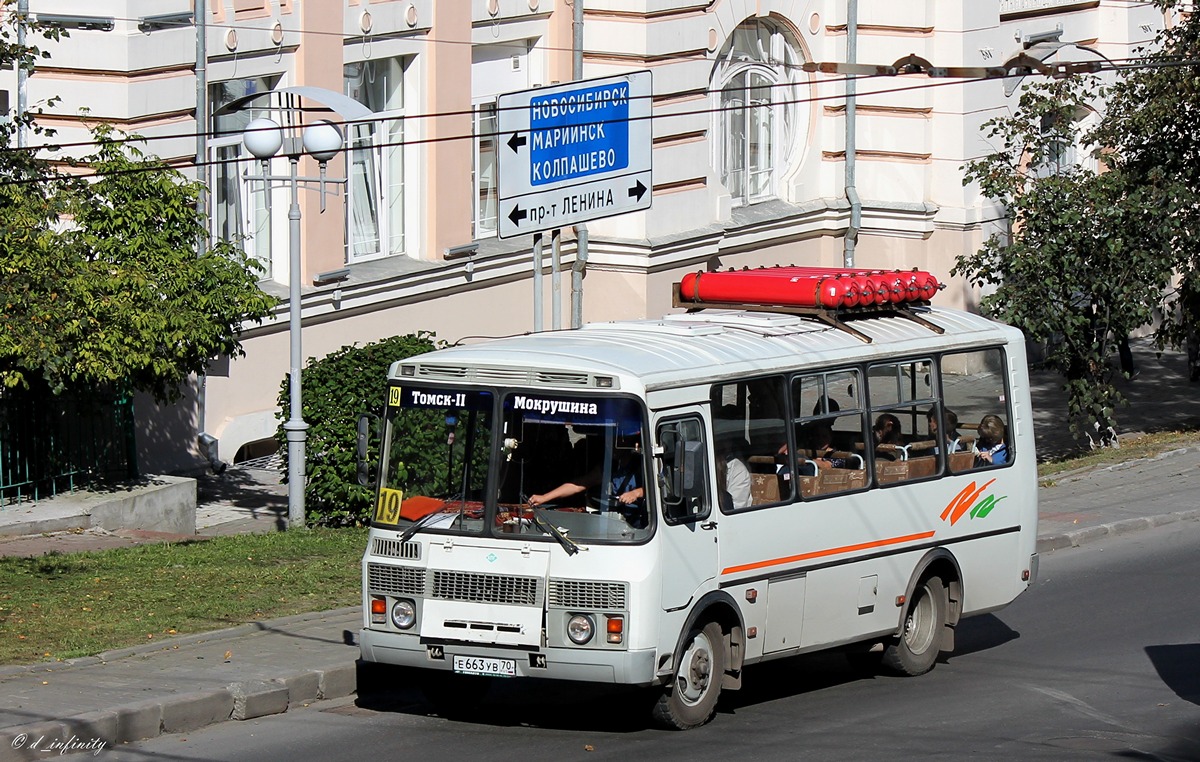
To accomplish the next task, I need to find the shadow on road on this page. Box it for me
[1145,643,1200,708]
[951,613,1021,658]
[354,662,657,732]
[353,618,1023,733]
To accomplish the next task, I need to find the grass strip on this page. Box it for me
[1037,428,1200,480]
[0,527,366,665]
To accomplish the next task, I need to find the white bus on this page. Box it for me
[357,287,1038,728]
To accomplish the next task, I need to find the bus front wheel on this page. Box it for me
[882,574,948,676]
[653,621,725,730]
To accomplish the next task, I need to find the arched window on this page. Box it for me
[712,19,807,207]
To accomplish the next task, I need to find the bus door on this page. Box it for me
[654,410,719,611]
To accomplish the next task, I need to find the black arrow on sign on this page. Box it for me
[628,180,647,202]
[507,133,527,153]
[508,205,527,226]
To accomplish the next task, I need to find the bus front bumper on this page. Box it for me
[359,628,659,686]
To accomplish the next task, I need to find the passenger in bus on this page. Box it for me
[775,423,847,475]
[803,423,847,469]
[927,407,961,454]
[975,415,1009,466]
[719,441,753,509]
[872,413,903,460]
[813,397,840,416]
[716,451,752,511]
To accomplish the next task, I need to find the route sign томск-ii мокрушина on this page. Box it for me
[496,71,652,239]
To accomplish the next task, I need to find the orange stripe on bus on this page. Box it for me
[720,530,937,576]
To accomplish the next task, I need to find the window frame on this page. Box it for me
[710,17,806,208]
[343,56,409,263]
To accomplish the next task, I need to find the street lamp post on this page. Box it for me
[243,116,345,529]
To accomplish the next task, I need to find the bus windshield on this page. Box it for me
[373,386,651,543]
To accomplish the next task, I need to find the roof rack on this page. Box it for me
[671,284,945,344]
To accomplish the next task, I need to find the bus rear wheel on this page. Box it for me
[652,621,725,730]
[882,574,948,676]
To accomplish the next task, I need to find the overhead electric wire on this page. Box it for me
[1,49,1188,159]
[0,55,1194,188]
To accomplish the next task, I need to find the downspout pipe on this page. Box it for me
[17,0,27,149]
[570,0,589,329]
[196,0,208,237]
[843,0,861,269]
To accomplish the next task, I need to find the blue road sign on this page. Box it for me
[528,81,631,186]
[497,71,652,239]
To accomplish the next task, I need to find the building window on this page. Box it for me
[473,102,499,239]
[1036,108,1098,177]
[344,56,407,261]
[209,74,281,279]
[711,19,806,207]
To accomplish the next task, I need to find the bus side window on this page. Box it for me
[866,359,938,486]
[790,370,867,498]
[711,377,793,507]
[657,417,711,523]
[939,347,1012,473]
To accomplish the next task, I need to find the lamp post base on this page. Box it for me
[283,419,309,529]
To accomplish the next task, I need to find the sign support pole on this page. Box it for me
[551,229,562,330]
[532,232,544,332]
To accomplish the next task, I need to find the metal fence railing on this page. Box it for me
[0,385,137,504]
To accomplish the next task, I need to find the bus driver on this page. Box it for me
[527,425,647,525]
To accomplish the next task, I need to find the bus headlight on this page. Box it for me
[567,614,594,645]
[391,599,416,629]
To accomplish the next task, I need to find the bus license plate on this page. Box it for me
[453,655,517,678]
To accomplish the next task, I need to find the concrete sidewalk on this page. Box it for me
[1,338,1200,758]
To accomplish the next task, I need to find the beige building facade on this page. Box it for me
[4,0,1166,473]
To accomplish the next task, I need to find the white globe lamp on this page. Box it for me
[242,117,283,160]
[302,120,344,163]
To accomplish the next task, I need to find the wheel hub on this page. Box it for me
[679,642,712,703]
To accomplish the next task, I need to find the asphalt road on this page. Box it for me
[104,519,1200,762]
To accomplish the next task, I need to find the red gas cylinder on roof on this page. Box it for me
[676,266,941,308]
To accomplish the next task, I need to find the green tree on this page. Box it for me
[0,13,275,402]
[277,333,441,527]
[953,77,1172,443]
[1093,0,1200,357]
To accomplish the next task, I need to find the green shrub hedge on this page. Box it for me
[276,332,440,527]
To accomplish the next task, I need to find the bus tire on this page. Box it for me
[652,621,725,730]
[882,574,948,676]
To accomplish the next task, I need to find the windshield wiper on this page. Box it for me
[398,509,451,544]
[531,510,583,556]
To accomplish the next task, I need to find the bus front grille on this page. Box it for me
[431,570,541,606]
[367,563,426,596]
[548,579,628,610]
[372,538,421,560]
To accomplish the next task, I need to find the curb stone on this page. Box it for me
[0,720,68,762]
[0,664,361,756]
[1035,509,1200,553]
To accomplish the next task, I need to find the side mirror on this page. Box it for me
[656,422,707,522]
[356,414,376,487]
